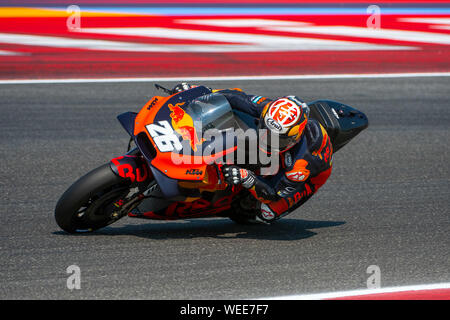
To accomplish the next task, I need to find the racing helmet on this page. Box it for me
[258,96,309,153]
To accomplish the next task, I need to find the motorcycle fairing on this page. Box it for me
[128,185,242,220]
[117,112,137,137]
[149,165,181,199]
[133,86,237,182]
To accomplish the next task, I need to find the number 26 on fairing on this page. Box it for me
[146,121,182,152]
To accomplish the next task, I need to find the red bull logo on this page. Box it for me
[168,102,205,152]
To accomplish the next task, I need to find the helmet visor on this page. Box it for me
[258,121,298,153]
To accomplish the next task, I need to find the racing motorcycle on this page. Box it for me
[55,85,368,233]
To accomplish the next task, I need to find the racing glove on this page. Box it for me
[222,166,256,189]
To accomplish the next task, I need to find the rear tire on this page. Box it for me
[228,193,260,225]
[55,164,130,233]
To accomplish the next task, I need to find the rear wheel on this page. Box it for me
[55,164,131,233]
[227,196,259,225]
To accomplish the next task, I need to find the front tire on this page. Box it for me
[55,164,130,233]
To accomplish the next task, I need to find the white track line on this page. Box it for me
[266,26,450,45]
[1,72,450,84]
[76,27,409,51]
[0,49,24,56]
[398,18,450,25]
[262,282,450,300]
[176,18,312,27]
[0,30,410,53]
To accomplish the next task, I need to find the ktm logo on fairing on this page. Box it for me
[147,97,158,110]
[168,102,205,151]
[185,169,203,175]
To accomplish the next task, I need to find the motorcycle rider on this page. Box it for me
[171,83,333,224]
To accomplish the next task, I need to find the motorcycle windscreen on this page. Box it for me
[185,92,238,133]
[182,93,239,162]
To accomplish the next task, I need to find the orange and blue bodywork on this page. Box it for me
[114,86,239,219]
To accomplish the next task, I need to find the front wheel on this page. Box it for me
[55,164,131,233]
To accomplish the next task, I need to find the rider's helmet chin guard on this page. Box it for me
[258,96,309,154]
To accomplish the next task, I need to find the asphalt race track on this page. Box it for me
[0,77,449,299]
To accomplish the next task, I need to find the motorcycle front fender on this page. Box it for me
[109,154,152,187]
